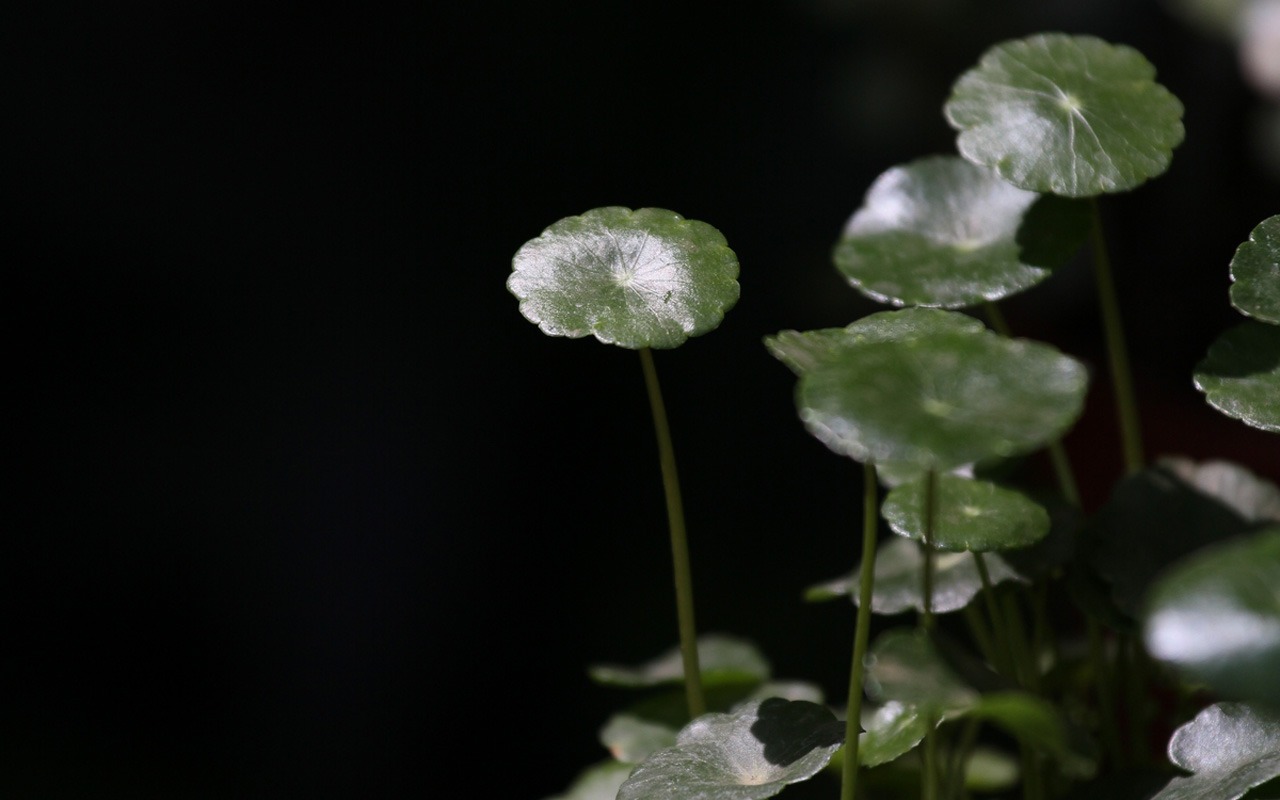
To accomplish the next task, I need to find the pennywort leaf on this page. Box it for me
[1230,214,1280,324]
[882,474,1051,552]
[589,634,771,689]
[616,699,845,800]
[1149,702,1280,800]
[945,33,1185,197]
[1194,320,1280,433]
[764,308,985,376]
[545,760,634,800]
[509,206,740,349]
[833,156,1070,308]
[1143,528,1280,709]
[797,326,1088,470]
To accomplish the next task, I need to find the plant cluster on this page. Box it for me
[508,32,1280,800]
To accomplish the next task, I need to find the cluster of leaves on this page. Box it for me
[510,32,1280,800]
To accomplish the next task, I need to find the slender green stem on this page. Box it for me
[973,553,1017,681]
[1088,619,1124,767]
[945,719,982,800]
[639,347,704,718]
[1089,200,1144,475]
[922,719,940,800]
[921,469,938,633]
[962,603,999,671]
[985,301,1082,505]
[842,465,881,800]
[1002,591,1040,694]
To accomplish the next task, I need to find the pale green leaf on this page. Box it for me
[1194,320,1280,433]
[1149,702,1280,800]
[882,474,1051,552]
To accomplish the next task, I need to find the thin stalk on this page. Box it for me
[1001,591,1040,694]
[962,603,999,672]
[639,347,704,718]
[973,553,1017,681]
[1088,200,1144,475]
[921,468,939,800]
[921,469,938,632]
[984,301,1081,505]
[945,718,982,800]
[842,464,882,800]
[1088,619,1124,767]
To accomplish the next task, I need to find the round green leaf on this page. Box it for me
[1194,320,1280,433]
[811,536,1025,614]
[833,156,1058,308]
[616,698,845,800]
[1143,528,1280,709]
[764,308,985,376]
[1229,215,1280,323]
[797,329,1088,470]
[509,206,740,349]
[1149,702,1280,800]
[588,633,771,689]
[864,629,979,714]
[545,760,635,800]
[601,713,680,764]
[945,33,1185,197]
[882,474,1051,552]
[858,701,931,767]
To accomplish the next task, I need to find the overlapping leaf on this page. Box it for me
[882,474,1051,552]
[1229,215,1280,324]
[1143,528,1280,709]
[797,327,1088,470]
[806,537,1025,614]
[1149,702,1280,800]
[945,34,1185,197]
[509,206,740,349]
[589,633,771,689]
[545,760,635,800]
[832,156,1084,308]
[764,308,985,376]
[1194,320,1280,433]
[616,699,845,800]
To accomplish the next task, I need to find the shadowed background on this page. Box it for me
[8,1,1279,797]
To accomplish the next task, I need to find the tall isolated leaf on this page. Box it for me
[509,206,740,349]
[945,33,1185,197]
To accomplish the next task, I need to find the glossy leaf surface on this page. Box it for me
[764,308,984,376]
[797,329,1087,470]
[1143,528,1280,709]
[545,760,634,800]
[833,156,1060,308]
[945,34,1185,197]
[808,536,1024,613]
[589,633,770,688]
[509,206,740,349]
[1149,702,1280,800]
[1230,215,1280,323]
[616,699,845,800]
[1194,320,1280,433]
[1158,456,1280,523]
[859,701,931,767]
[882,474,1051,552]
[1089,465,1254,619]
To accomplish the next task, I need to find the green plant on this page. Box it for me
[508,32,1280,800]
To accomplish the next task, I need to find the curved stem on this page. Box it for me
[842,464,881,800]
[1089,200,1144,475]
[639,347,704,718]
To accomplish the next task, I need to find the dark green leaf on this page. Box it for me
[589,633,771,688]
[616,699,845,800]
[1143,528,1280,709]
[797,329,1088,470]
[1015,194,1092,268]
[945,33,1185,197]
[1230,215,1280,324]
[882,474,1051,552]
[832,156,1059,308]
[1158,456,1280,523]
[1088,464,1255,619]
[1149,702,1280,800]
[509,206,740,349]
[1194,320,1280,433]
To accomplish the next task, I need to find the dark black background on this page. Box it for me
[8,1,1279,798]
